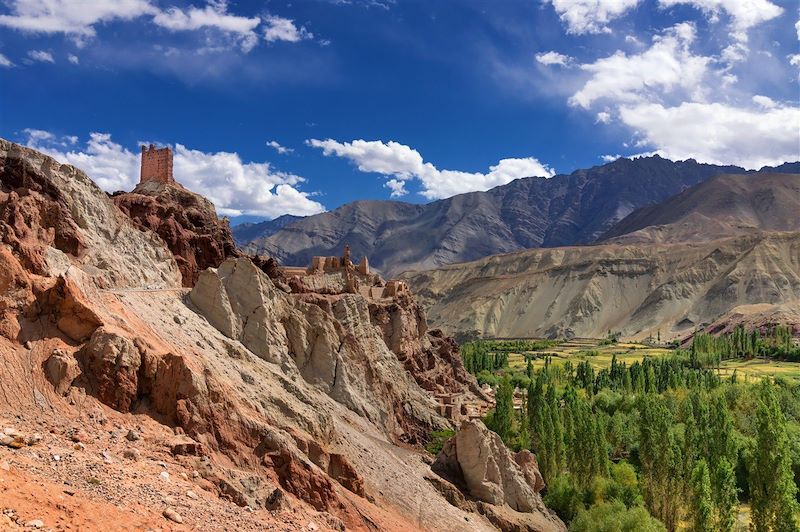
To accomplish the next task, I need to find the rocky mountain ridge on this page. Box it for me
[112,179,241,287]
[242,156,793,277]
[600,173,800,244]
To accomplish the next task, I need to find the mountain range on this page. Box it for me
[402,172,800,341]
[236,157,798,278]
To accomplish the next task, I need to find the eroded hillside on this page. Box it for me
[403,233,800,341]
[0,139,564,531]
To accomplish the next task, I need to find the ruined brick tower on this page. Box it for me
[140,144,174,184]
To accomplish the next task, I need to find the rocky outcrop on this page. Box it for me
[0,139,180,290]
[113,180,240,287]
[368,294,487,400]
[0,138,537,531]
[432,420,565,531]
[189,257,447,445]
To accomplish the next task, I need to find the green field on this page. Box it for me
[507,338,674,370]
[502,338,800,384]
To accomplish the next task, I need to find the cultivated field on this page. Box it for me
[504,338,800,384]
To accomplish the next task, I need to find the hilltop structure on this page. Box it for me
[280,244,409,300]
[140,144,174,184]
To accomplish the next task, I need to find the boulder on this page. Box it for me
[433,420,552,514]
[44,348,80,395]
[79,327,143,412]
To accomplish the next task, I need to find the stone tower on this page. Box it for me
[140,144,174,184]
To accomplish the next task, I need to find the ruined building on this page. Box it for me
[140,144,174,184]
[280,245,409,300]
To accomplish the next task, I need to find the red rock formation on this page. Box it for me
[113,181,240,287]
[0,155,85,276]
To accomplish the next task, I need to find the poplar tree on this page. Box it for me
[714,458,738,532]
[492,377,514,444]
[689,459,714,532]
[750,383,799,532]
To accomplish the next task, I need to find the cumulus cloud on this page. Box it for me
[751,94,776,109]
[658,0,782,34]
[570,23,710,109]
[547,0,641,34]
[266,140,294,154]
[23,131,325,218]
[27,49,54,62]
[307,138,554,200]
[263,15,313,43]
[153,1,260,52]
[560,20,799,169]
[0,1,313,53]
[0,0,154,38]
[67,54,79,64]
[535,51,573,66]
[619,101,800,169]
[384,178,407,198]
[0,53,13,67]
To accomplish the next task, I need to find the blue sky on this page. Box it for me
[0,0,798,222]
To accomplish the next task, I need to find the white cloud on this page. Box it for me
[384,178,407,198]
[596,111,612,123]
[570,23,710,109]
[796,19,800,40]
[535,51,573,66]
[790,54,800,67]
[619,101,800,169]
[23,131,325,218]
[625,35,643,46]
[0,53,13,67]
[547,0,641,34]
[153,1,260,52]
[27,49,54,62]
[751,94,776,109]
[67,54,79,64]
[263,15,312,43]
[601,154,621,162]
[0,0,154,38]
[658,0,782,34]
[307,138,554,200]
[266,140,293,154]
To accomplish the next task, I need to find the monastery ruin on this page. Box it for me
[280,245,410,300]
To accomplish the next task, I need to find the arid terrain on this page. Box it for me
[0,139,565,531]
[403,174,800,342]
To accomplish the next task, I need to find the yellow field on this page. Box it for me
[507,338,675,372]
[717,358,800,384]
[503,338,800,384]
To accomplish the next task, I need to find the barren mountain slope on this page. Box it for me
[403,232,800,341]
[0,139,562,531]
[249,156,753,277]
[601,173,800,244]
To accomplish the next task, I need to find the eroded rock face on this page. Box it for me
[190,257,446,445]
[433,420,565,531]
[113,181,240,287]
[367,289,487,401]
[0,139,181,289]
